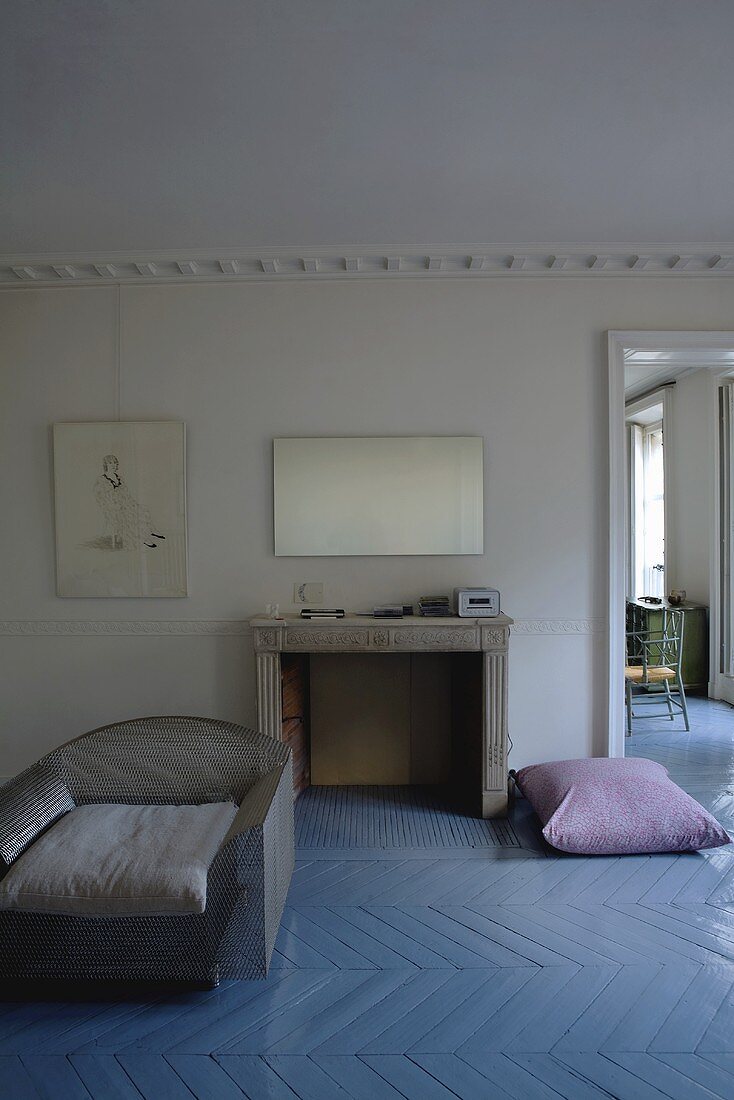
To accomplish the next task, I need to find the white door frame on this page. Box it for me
[608,331,734,758]
[716,381,734,705]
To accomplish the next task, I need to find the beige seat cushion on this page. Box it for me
[0,801,237,916]
[625,665,676,683]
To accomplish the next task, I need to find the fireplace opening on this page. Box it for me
[280,651,484,814]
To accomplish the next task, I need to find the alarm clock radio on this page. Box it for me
[454,587,501,617]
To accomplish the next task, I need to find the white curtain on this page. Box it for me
[720,382,734,677]
[626,423,645,599]
[642,426,665,599]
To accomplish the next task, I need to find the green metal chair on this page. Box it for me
[625,608,690,735]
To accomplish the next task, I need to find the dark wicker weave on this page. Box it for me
[0,717,294,985]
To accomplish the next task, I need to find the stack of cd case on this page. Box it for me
[418,595,452,616]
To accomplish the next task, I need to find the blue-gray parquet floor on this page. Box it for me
[3,695,734,1099]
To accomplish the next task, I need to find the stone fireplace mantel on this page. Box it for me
[251,613,513,817]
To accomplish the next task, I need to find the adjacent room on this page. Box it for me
[618,336,734,830]
[2,4,734,1098]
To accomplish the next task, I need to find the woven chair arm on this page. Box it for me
[206,762,289,899]
[222,765,287,846]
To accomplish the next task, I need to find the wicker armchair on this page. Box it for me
[0,717,294,985]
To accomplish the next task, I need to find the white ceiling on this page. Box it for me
[3,0,734,255]
[625,401,663,427]
[624,347,734,398]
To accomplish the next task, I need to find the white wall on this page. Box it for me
[3,277,734,777]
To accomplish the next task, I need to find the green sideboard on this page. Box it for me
[626,599,709,694]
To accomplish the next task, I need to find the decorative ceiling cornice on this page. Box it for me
[3,244,734,287]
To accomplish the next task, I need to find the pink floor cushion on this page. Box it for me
[514,757,731,855]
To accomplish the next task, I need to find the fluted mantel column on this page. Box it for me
[253,626,283,740]
[482,652,509,816]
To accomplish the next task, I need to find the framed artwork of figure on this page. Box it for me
[53,422,187,597]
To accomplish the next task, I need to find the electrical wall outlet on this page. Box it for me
[294,582,324,605]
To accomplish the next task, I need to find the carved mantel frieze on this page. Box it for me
[284,627,370,650]
[391,626,479,649]
[252,615,511,654]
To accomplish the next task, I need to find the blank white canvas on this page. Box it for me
[53,421,187,596]
[274,436,483,556]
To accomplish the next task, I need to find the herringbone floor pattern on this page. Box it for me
[2,696,734,1098]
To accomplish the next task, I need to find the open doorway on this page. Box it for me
[609,335,734,818]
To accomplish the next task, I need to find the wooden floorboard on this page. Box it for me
[2,695,734,1098]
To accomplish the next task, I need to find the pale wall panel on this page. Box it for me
[0,288,118,613]
[309,653,452,785]
[508,634,598,767]
[0,635,255,777]
[310,654,412,785]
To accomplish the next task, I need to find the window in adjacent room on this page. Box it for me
[626,400,665,600]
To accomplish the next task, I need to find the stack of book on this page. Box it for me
[417,595,452,617]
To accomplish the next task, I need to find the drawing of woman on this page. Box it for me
[93,455,166,550]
